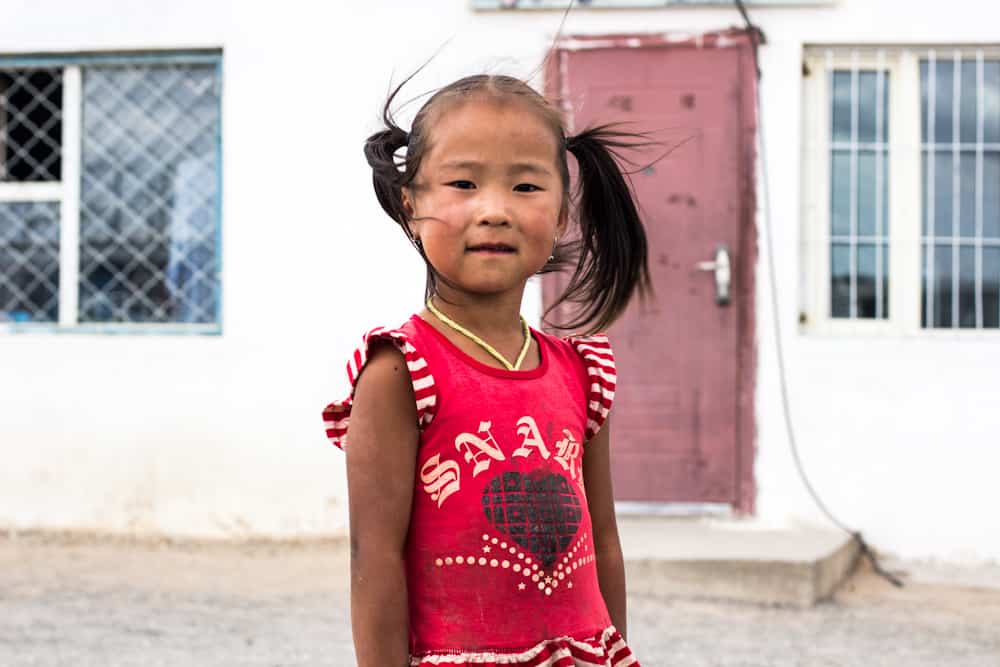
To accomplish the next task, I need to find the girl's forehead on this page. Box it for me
[423,97,561,165]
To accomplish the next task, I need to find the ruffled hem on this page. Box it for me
[321,325,437,449]
[564,334,616,442]
[410,626,638,666]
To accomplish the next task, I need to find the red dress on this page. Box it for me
[323,314,640,667]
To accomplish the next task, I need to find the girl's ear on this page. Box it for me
[556,203,569,238]
[402,187,419,237]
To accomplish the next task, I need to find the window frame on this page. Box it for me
[801,45,1000,338]
[0,51,223,336]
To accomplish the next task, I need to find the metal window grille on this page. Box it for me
[0,54,221,331]
[827,52,890,320]
[806,46,1000,333]
[0,201,60,322]
[0,69,62,182]
[78,64,220,324]
[921,50,1000,329]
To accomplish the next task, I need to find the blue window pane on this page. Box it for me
[832,72,852,143]
[922,154,930,235]
[958,246,977,328]
[858,72,889,144]
[931,243,953,328]
[985,62,1000,144]
[986,153,1000,239]
[831,150,851,236]
[932,152,954,237]
[984,247,1000,328]
[934,59,955,145]
[0,201,60,323]
[960,61,979,144]
[847,242,888,320]
[921,60,929,143]
[857,244,877,318]
[857,150,888,237]
[881,243,890,318]
[831,243,851,318]
[78,63,220,324]
[960,152,977,239]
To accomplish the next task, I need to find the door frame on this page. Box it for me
[543,28,759,514]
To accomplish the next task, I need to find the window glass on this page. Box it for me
[857,150,888,238]
[932,59,955,145]
[958,245,977,328]
[831,72,852,143]
[830,244,851,318]
[984,247,1000,328]
[921,55,1000,329]
[985,154,1000,239]
[830,151,851,236]
[857,72,889,144]
[984,61,1000,144]
[828,68,890,320]
[0,201,60,322]
[926,243,954,328]
[960,60,978,144]
[0,69,62,182]
[78,64,220,324]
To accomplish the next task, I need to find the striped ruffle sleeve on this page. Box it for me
[566,334,616,442]
[321,326,437,449]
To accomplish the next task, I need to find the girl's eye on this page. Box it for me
[448,180,476,190]
[514,183,542,193]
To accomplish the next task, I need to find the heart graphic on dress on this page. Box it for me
[482,471,581,568]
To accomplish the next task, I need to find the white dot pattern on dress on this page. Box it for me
[439,532,597,597]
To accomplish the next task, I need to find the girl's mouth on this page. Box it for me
[466,243,516,254]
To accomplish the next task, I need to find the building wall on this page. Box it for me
[1,0,998,560]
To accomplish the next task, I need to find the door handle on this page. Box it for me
[695,245,732,306]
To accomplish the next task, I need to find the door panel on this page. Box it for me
[544,33,758,509]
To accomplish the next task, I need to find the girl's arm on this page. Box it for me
[582,415,628,640]
[345,343,420,667]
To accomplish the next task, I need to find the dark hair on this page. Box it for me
[363,73,650,334]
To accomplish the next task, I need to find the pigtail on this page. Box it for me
[364,126,409,228]
[363,88,412,235]
[551,126,651,334]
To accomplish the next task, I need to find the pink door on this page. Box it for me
[544,31,758,512]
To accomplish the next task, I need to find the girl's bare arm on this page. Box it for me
[582,415,628,640]
[345,344,420,667]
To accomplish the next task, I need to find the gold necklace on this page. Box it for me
[426,298,531,371]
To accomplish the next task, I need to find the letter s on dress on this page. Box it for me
[420,454,461,508]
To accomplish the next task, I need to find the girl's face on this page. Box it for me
[403,96,567,301]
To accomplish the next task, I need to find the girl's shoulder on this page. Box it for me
[534,330,616,442]
[321,317,437,450]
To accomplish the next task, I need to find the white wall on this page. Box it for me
[1,0,998,561]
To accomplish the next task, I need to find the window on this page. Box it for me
[802,47,1000,333]
[0,52,222,332]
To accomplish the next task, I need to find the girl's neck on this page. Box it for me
[421,286,539,371]
[425,289,525,338]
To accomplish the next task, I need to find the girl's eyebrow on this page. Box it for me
[439,159,553,176]
[510,162,553,177]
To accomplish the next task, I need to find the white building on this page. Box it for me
[1,0,998,563]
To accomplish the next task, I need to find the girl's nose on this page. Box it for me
[477,192,510,226]
[478,214,510,227]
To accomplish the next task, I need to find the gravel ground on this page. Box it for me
[2,533,999,666]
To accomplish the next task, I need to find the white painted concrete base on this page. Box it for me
[619,517,861,607]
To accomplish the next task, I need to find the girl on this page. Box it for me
[323,74,649,666]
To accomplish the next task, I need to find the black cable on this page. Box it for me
[732,0,903,588]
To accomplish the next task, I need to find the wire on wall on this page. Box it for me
[732,0,903,588]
